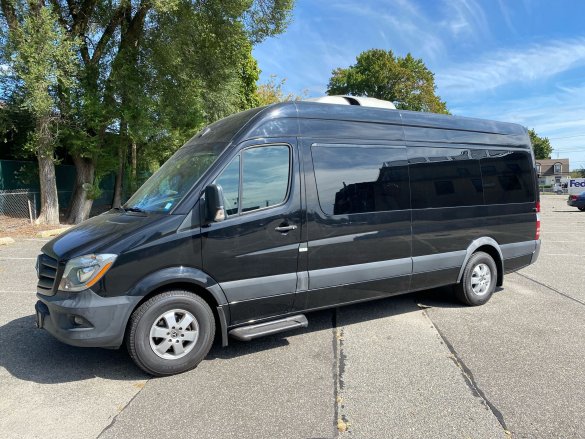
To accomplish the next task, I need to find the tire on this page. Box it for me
[455,251,497,306]
[126,291,215,376]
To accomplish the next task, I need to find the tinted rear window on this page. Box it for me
[481,150,535,204]
[409,147,484,209]
[311,145,410,215]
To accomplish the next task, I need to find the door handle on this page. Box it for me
[275,225,297,233]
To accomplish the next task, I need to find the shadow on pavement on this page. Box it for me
[413,285,505,309]
[208,287,463,361]
[0,314,146,384]
[206,308,335,361]
[2,287,467,380]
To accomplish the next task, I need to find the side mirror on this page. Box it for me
[205,184,225,223]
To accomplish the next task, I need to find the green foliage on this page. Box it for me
[243,0,295,44]
[570,169,585,178]
[2,4,78,162]
[1,0,294,219]
[13,161,38,186]
[0,104,34,159]
[239,52,262,110]
[123,1,285,169]
[528,129,553,160]
[327,49,449,114]
[9,7,78,118]
[256,75,307,106]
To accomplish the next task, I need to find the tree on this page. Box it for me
[528,129,552,160]
[327,49,449,114]
[1,1,78,224]
[65,0,294,222]
[2,0,294,224]
[570,169,585,178]
[256,75,306,106]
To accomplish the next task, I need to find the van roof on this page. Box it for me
[233,101,530,149]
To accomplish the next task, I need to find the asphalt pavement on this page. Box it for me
[1,194,583,438]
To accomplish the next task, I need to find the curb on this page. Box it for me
[36,227,71,238]
[0,237,16,246]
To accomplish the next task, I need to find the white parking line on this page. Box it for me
[541,253,585,257]
[0,257,36,260]
[0,290,33,294]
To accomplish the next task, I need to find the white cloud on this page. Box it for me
[437,37,585,94]
[330,0,446,61]
[253,7,355,97]
[497,0,517,34]
[440,0,490,40]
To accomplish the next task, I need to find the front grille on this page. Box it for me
[37,253,59,296]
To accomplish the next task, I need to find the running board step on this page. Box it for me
[229,314,308,341]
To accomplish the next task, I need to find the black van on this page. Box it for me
[35,99,541,376]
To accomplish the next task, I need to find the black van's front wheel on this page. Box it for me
[456,252,497,306]
[126,291,215,376]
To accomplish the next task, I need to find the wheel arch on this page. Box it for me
[457,238,504,287]
[125,267,230,346]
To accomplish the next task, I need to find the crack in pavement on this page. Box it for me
[332,309,350,436]
[96,380,151,438]
[423,310,511,436]
[515,272,585,307]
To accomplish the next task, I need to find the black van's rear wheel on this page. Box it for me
[126,291,215,376]
[456,251,497,306]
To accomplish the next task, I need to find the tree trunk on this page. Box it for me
[112,148,125,208]
[66,155,95,224]
[131,141,137,193]
[112,121,127,208]
[35,115,60,225]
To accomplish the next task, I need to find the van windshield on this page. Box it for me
[124,142,224,213]
[124,107,265,213]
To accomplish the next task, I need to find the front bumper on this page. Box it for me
[35,290,141,348]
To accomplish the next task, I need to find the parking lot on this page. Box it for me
[1,194,584,438]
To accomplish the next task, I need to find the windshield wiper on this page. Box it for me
[112,206,126,212]
[125,206,145,213]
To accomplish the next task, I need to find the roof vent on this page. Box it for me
[305,95,396,110]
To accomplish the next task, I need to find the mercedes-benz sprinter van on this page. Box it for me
[35,98,540,376]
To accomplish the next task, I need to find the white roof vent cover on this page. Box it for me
[305,95,396,110]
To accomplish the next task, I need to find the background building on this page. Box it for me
[536,158,570,186]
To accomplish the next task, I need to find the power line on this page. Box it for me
[549,134,585,140]
[553,148,585,153]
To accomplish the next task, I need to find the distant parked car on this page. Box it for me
[567,192,585,211]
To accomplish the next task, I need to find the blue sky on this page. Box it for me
[253,0,585,170]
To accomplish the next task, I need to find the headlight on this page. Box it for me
[58,254,117,292]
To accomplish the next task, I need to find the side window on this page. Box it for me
[213,145,291,216]
[214,155,240,216]
[311,145,410,215]
[241,145,290,213]
[409,147,484,209]
[482,150,535,204]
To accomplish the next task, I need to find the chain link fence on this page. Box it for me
[0,189,37,223]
